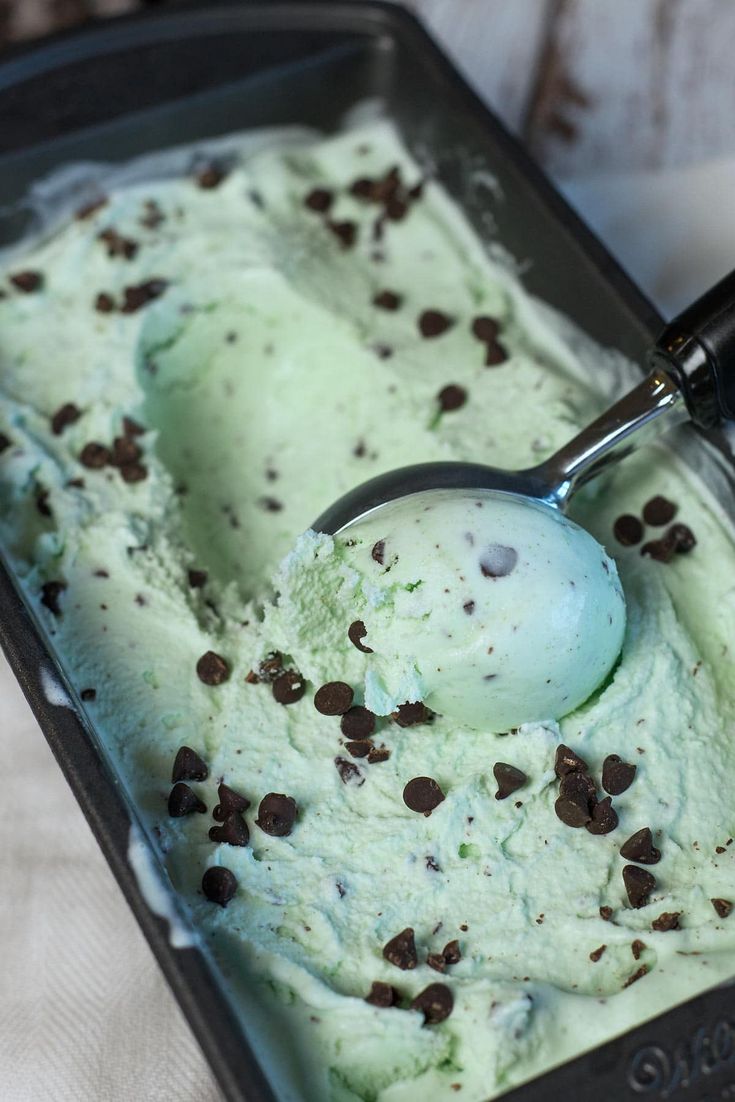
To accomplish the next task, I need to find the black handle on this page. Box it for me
[649,268,735,429]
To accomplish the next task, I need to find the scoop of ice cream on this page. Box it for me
[330,489,626,730]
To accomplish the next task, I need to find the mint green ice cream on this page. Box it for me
[1,120,735,1102]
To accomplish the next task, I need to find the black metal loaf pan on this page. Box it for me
[0,3,732,1100]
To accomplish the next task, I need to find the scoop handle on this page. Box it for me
[649,268,735,428]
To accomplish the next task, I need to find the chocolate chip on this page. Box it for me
[367,744,391,764]
[463,600,475,615]
[600,906,613,921]
[10,270,43,293]
[80,688,96,701]
[76,196,107,220]
[385,196,408,221]
[213,783,250,822]
[40,581,66,616]
[0,433,11,453]
[120,279,168,313]
[258,652,285,682]
[383,927,417,970]
[623,965,649,988]
[623,865,656,908]
[365,981,399,1007]
[348,620,373,653]
[202,866,237,906]
[418,309,454,338]
[168,782,206,817]
[98,228,138,260]
[668,523,696,553]
[620,828,661,865]
[586,796,619,835]
[641,536,676,563]
[171,745,208,783]
[613,514,644,546]
[79,442,111,469]
[403,776,445,816]
[209,811,250,847]
[493,762,527,800]
[631,939,646,959]
[256,793,297,836]
[479,544,518,578]
[602,754,637,795]
[314,681,354,716]
[188,569,207,589]
[346,739,372,758]
[554,744,589,778]
[119,461,148,484]
[110,435,142,468]
[437,384,467,412]
[484,340,508,366]
[643,496,677,526]
[122,416,145,438]
[373,290,402,310]
[196,163,227,189]
[471,316,500,342]
[51,403,81,435]
[427,952,446,973]
[35,489,51,518]
[336,755,367,786]
[371,539,386,565]
[411,983,453,1024]
[442,939,461,965]
[259,495,283,512]
[340,706,376,739]
[554,791,592,828]
[560,771,596,801]
[712,898,733,919]
[140,199,165,229]
[95,292,116,313]
[327,220,357,248]
[652,911,680,932]
[196,651,230,686]
[392,701,432,727]
[589,945,606,962]
[304,188,333,213]
[350,178,374,200]
[272,670,306,705]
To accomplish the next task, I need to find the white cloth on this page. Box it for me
[3,151,735,1100]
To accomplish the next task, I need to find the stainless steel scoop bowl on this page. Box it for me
[315,270,735,534]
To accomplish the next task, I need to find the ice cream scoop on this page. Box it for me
[314,269,735,728]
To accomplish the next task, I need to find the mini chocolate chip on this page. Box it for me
[327,220,357,248]
[98,228,138,260]
[712,898,733,919]
[437,384,467,412]
[392,701,432,727]
[40,581,66,616]
[613,514,644,546]
[427,952,446,973]
[10,270,43,293]
[383,927,417,970]
[371,539,386,565]
[602,754,637,795]
[418,309,454,338]
[140,199,165,229]
[119,461,148,484]
[346,739,372,758]
[367,745,391,764]
[80,688,96,701]
[314,681,354,716]
[463,600,475,615]
[484,340,508,366]
[471,316,500,342]
[272,670,305,705]
[589,945,606,962]
[479,544,518,578]
[171,745,208,783]
[259,495,283,512]
[643,495,677,526]
[620,827,661,864]
[623,865,656,908]
[304,188,333,213]
[51,403,81,436]
[631,939,646,960]
[554,792,592,828]
[120,279,168,313]
[196,164,227,189]
[554,744,589,778]
[196,651,230,686]
[213,783,250,822]
[373,289,402,310]
[365,981,399,1007]
[652,911,680,932]
[209,811,250,847]
[340,706,376,739]
[79,442,111,469]
[586,796,619,835]
[188,569,207,588]
[442,939,461,965]
[348,620,373,653]
[411,983,453,1024]
[599,906,613,921]
[493,762,527,800]
[168,782,206,817]
[668,522,696,553]
[334,756,365,785]
[35,489,51,518]
[403,776,445,816]
[202,866,237,906]
[256,793,297,836]
[95,291,116,313]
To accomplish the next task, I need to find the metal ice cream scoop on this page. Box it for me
[314,270,735,533]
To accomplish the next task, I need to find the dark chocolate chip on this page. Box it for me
[346,739,372,758]
[209,811,250,847]
[365,981,399,1007]
[196,651,230,686]
[640,536,676,563]
[171,745,208,783]
[259,495,283,512]
[0,433,11,453]
[442,939,461,965]
[373,290,402,310]
[484,340,508,366]
[304,188,333,213]
[76,196,107,220]
[350,178,374,200]
[559,771,596,801]
[120,279,168,313]
[427,952,446,973]
[392,701,433,727]
[213,783,250,822]
[168,782,206,817]
[110,435,142,468]
[51,403,81,436]
[314,681,354,716]
[418,309,454,338]
[334,756,365,785]
[255,792,297,836]
[340,706,376,740]
[589,945,606,962]
[479,544,518,578]
[95,292,116,313]
[383,927,417,970]
[599,906,613,921]
[196,164,227,189]
[620,827,661,865]
[623,865,656,909]
[471,315,500,342]
[554,744,589,778]
[585,796,619,836]
[643,495,677,526]
[613,514,644,547]
[119,461,148,484]
[463,600,475,615]
[371,539,386,565]
[188,569,208,589]
[385,196,408,221]
[140,200,165,229]
[10,270,43,293]
[202,866,237,906]
[411,983,453,1024]
[667,522,697,553]
[327,220,358,248]
[272,670,306,705]
[80,688,96,701]
[98,228,138,260]
[601,754,637,796]
[493,762,527,800]
[40,581,66,616]
[554,791,592,828]
[348,620,373,653]
[712,898,733,919]
[122,416,145,438]
[403,776,445,816]
[258,652,285,682]
[631,939,646,959]
[623,965,650,987]
[367,745,391,764]
[437,384,467,412]
[35,489,51,518]
[652,911,680,932]
[79,442,111,469]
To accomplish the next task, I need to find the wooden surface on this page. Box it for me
[2,0,735,177]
